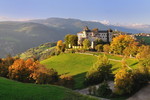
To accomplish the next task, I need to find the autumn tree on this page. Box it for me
[83,39,91,49]
[114,59,149,95]
[85,55,112,85]
[59,74,74,88]
[123,42,139,57]
[56,40,65,52]
[110,35,135,54]
[31,67,58,84]
[8,58,59,84]
[136,45,150,59]
[0,55,15,77]
[103,44,110,53]
[95,44,103,52]
[8,59,33,82]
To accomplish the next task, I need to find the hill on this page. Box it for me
[0,17,144,58]
[41,53,139,89]
[135,36,150,45]
[18,42,56,60]
[0,77,97,100]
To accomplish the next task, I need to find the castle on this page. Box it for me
[77,26,113,48]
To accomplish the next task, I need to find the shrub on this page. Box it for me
[114,68,133,95]
[8,58,59,84]
[31,67,59,84]
[97,81,112,97]
[103,44,110,53]
[85,55,112,85]
[0,56,15,77]
[95,44,103,52]
[59,74,74,88]
[114,61,149,95]
[8,59,33,82]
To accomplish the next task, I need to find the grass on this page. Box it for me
[41,53,97,89]
[41,53,97,75]
[41,53,139,89]
[89,52,123,60]
[136,36,150,45]
[0,77,98,100]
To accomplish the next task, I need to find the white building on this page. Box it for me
[77,26,113,48]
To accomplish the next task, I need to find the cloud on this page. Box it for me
[91,20,110,25]
[0,16,32,21]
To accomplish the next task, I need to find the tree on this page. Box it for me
[97,81,112,97]
[0,55,15,77]
[110,35,135,54]
[59,74,74,88]
[123,42,139,57]
[56,40,65,52]
[136,45,150,59]
[8,59,33,82]
[31,67,58,84]
[85,55,112,85]
[103,44,110,53]
[95,44,103,52]
[83,39,91,49]
[64,34,78,48]
[114,59,149,95]
[114,67,133,95]
[94,38,103,46]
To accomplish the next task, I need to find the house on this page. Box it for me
[77,26,113,48]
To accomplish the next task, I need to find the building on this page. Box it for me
[77,26,113,48]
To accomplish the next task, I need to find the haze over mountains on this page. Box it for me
[0,17,149,57]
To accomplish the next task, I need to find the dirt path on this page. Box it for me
[76,52,122,62]
[127,83,150,100]
[75,81,114,100]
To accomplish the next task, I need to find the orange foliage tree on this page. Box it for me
[0,55,15,77]
[8,58,59,84]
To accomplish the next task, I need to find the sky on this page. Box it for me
[0,0,149,25]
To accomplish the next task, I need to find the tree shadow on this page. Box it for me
[111,67,119,72]
[130,62,139,67]
[73,72,87,90]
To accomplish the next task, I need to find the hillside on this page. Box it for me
[136,36,150,45]
[0,17,144,58]
[41,53,139,89]
[0,77,97,100]
[18,42,56,60]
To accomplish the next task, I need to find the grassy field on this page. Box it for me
[41,53,97,75]
[41,53,139,89]
[136,36,150,45]
[0,77,98,100]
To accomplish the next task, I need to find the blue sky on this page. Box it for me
[0,0,149,25]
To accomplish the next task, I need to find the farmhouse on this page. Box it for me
[77,26,113,48]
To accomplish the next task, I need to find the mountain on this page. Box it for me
[0,17,146,57]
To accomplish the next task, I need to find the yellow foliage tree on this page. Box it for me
[110,35,135,54]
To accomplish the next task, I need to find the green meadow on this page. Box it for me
[0,77,97,100]
[41,53,139,89]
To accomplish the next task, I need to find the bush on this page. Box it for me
[59,74,74,88]
[85,55,112,86]
[97,81,112,97]
[8,59,33,82]
[95,44,103,52]
[114,68,133,95]
[0,56,15,77]
[8,58,59,84]
[103,44,110,53]
[114,62,149,95]
[31,67,59,84]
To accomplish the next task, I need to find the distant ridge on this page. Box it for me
[0,17,145,57]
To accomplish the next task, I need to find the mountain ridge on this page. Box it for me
[0,17,147,57]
